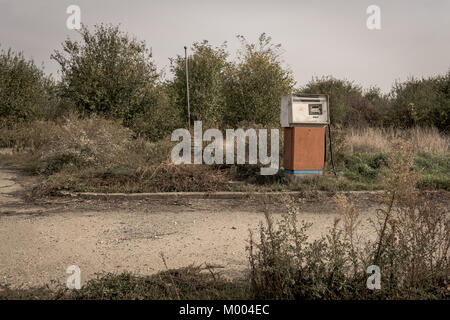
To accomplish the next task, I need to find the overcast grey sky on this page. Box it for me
[0,0,449,92]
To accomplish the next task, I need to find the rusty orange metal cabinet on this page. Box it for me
[283,126,326,174]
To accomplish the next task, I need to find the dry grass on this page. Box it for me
[38,114,136,168]
[0,119,59,151]
[2,119,449,194]
[345,127,449,154]
[0,114,162,171]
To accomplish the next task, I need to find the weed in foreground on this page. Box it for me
[248,139,449,299]
[368,140,449,298]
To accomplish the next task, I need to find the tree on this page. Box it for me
[299,76,364,126]
[128,82,183,141]
[52,24,160,124]
[389,71,450,132]
[0,48,56,122]
[223,34,295,127]
[170,41,228,127]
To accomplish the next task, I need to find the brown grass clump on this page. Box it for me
[346,127,449,154]
[35,161,232,195]
[37,114,137,169]
[0,114,154,172]
[2,114,236,195]
[137,161,232,192]
[0,119,59,152]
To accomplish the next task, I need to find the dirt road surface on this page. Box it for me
[0,166,388,289]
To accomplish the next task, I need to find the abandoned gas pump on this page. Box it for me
[281,94,330,175]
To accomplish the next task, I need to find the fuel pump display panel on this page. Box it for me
[308,104,323,115]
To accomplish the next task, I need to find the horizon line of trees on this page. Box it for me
[1,23,449,140]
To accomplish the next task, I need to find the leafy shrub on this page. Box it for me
[340,153,385,183]
[127,84,183,141]
[389,71,450,132]
[298,71,450,132]
[52,24,179,140]
[0,48,58,123]
[170,41,228,126]
[223,34,295,127]
[299,76,366,126]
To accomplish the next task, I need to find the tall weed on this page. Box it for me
[249,139,449,299]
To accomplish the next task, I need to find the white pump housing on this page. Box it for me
[281,94,329,127]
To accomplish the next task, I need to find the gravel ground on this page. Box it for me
[0,166,397,289]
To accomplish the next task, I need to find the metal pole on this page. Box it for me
[184,46,191,130]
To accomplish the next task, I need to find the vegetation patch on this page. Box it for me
[247,142,449,300]
[1,141,447,300]
[0,267,249,300]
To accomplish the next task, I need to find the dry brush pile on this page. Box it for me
[0,114,229,195]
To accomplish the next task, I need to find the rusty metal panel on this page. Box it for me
[283,126,326,171]
[283,128,293,170]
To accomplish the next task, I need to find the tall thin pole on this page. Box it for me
[184,46,191,130]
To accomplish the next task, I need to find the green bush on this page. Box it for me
[170,41,228,126]
[52,24,179,140]
[0,48,58,122]
[340,152,386,184]
[297,71,450,132]
[298,76,390,127]
[389,71,450,132]
[127,84,182,141]
[223,34,295,127]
